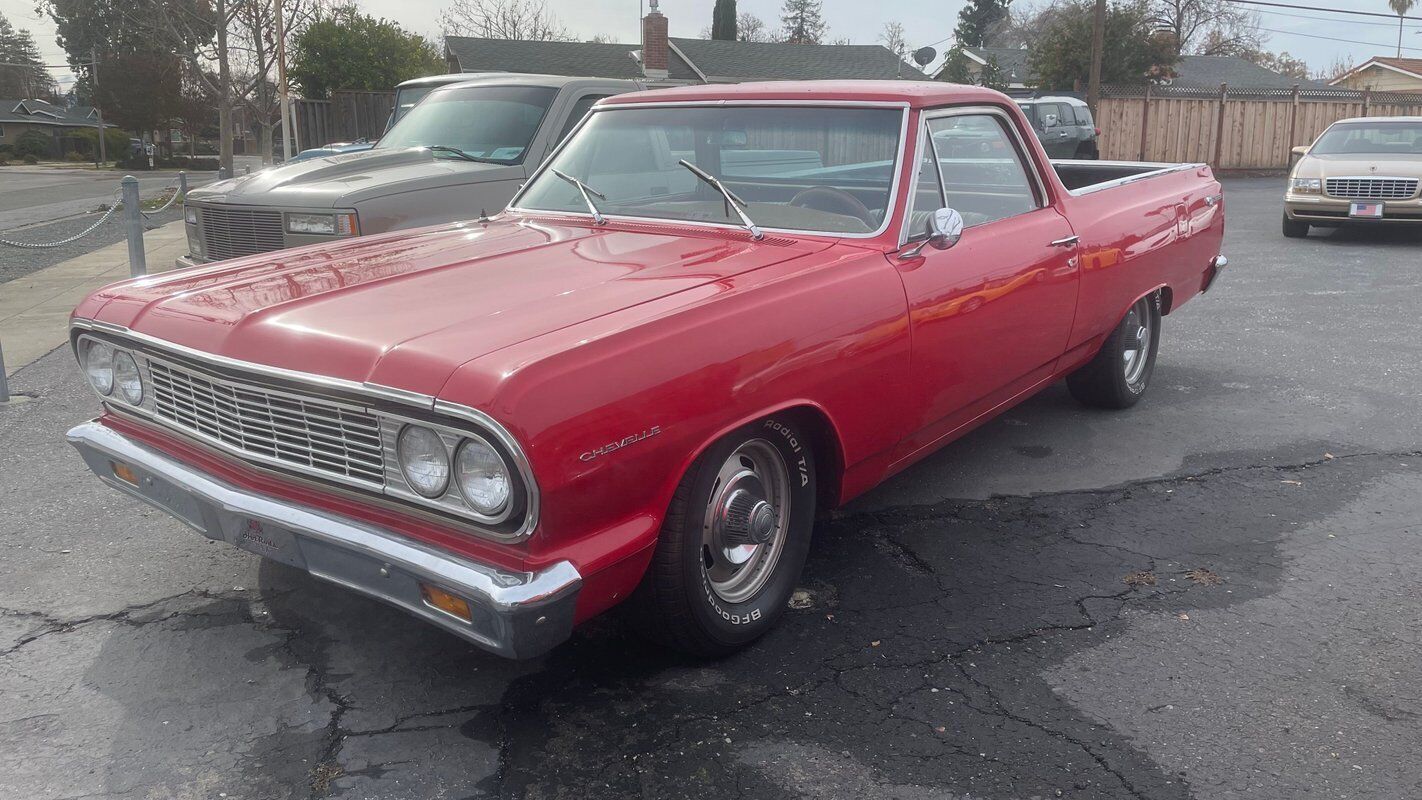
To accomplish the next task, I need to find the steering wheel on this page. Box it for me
[788,187,876,229]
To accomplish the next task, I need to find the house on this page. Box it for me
[1328,57,1422,93]
[932,51,1306,92]
[0,98,112,154]
[444,4,926,84]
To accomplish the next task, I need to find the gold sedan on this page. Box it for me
[1284,116,1422,238]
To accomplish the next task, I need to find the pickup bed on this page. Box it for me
[69,81,1226,660]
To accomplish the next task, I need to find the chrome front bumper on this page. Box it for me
[66,421,580,659]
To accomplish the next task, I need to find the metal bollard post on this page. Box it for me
[178,170,188,199]
[218,166,230,180]
[121,175,147,277]
[0,338,10,404]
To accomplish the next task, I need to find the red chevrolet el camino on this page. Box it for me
[67,82,1226,658]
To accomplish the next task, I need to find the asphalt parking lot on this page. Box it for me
[2,176,1420,799]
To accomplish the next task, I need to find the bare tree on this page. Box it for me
[439,0,571,41]
[737,12,774,42]
[1315,56,1354,83]
[879,21,905,59]
[1148,0,1261,56]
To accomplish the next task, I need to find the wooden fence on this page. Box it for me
[1096,84,1422,170]
[292,90,395,150]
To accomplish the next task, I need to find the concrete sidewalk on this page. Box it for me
[1,220,187,377]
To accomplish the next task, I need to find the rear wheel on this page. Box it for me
[1282,214,1309,238]
[1074,142,1098,160]
[1068,294,1161,409]
[630,415,817,656]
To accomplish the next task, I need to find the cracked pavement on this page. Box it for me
[2,177,1421,799]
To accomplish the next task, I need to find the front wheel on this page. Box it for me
[630,416,817,657]
[1068,294,1161,409]
[1282,214,1309,238]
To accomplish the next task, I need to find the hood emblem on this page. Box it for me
[1369,165,1378,173]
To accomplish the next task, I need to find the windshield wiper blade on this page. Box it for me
[550,169,607,225]
[677,159,763,240]
[426,145,501,164]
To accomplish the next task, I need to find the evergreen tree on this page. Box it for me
[0,13,58,99]
[780,0,825,44]
[711,0,737,41]
[954,0,1011,49]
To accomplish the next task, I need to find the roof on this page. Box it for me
[667,38,926,82]
[1329,56,1422,85]
[1169,55,1309,89]
[445,36,925,83]
[444,38,665,80]
[960,47,1032,83]
[600,80,1010,109]
[1,99,109,128]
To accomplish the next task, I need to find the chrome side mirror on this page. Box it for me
[900,207,965,259]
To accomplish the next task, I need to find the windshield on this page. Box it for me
[390,86,435,126]
[1311,121,1422,156]
[516,105,904,235]
[377,85,557,164]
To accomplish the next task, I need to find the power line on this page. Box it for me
[1250,7,1422,30]
[1257,25,1422,54]
[1226,0,1420,22]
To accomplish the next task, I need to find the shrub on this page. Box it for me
[14,130,53,160]
[23,154,39,165]
[65,150,88,162]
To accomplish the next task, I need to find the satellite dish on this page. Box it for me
[912,46,937,67]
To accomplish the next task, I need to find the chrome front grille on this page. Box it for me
[1324,177,1419,200]
[199,205,285,261]
[147,359,385,484]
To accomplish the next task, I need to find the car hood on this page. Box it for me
[86,217,831,396]
[1295,153,1422,179]
[185,147,522,208]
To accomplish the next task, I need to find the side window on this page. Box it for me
[906,126,947,238]
[926,114,1039,228]
[556,94,609,143]
[1059,105,1078,125]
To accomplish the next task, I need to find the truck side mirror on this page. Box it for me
[899,208,965,259]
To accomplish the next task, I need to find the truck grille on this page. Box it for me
[148,359,385,484]
[199,205,285,261]
[1324,178,1419,200]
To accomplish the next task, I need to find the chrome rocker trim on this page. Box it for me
[67,420,580,659]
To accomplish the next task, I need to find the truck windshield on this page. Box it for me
[516,105,904,235]
[377,85,558,164]
[1311,121,1422,155]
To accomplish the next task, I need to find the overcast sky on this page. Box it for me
[4,0,1421,93]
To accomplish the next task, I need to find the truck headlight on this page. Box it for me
[397,425,450,498]
[113,351,144,404]
[1290,178,1321,194]
[80,339,115,395]
[455,436,511,515]
[285,212,357,236]
[184,205,197,225]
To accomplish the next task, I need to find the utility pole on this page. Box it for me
[273,0,292,161]
[1087,0,1106,113]
[92,49,107,166]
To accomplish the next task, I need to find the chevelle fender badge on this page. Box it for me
[580,426,661,462]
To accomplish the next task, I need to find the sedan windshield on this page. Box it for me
[516,105,904,235]
[1311,121,1422,156]
[377,85,557,164]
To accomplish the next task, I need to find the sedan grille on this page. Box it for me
[148,359,385,484]
[1324,178,1419,200]
[199,205,285,261]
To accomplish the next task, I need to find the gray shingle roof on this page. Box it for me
[444,36,926,83]
[1168,55,1312,89]
[1,99,106,127]
[668,38,926,81]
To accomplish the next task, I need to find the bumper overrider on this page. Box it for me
[67,420,581,659]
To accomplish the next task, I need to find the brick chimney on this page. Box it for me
[641,0,669,78]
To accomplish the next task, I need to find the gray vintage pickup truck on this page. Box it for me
[179,74,643,266]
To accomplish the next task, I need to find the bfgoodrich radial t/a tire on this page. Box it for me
[1067,293,1162,409]
[630,415,817,657]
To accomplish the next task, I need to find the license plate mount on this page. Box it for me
[223,516,307,569]
[1349,201,1384,218]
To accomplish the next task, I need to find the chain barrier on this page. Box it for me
[0,175,186,249]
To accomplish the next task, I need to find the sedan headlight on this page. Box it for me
[285,212,357,236]
[80,339,115,395]
[455,436,511,515]
[113,350,144,404]
[1290,177,1321,194]
[397,425,450,498]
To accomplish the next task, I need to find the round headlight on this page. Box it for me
[82,339,115,395]
[455,437,511,515]
[113,351,143,404]
[397,425,450,498]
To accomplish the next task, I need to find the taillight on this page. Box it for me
[1094,127,1101,137]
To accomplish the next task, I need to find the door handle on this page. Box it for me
[1049,235,1080,248]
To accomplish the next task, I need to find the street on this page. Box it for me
[1,176,1420,799]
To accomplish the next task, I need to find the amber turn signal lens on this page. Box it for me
[420,583,472,622]
[111,461,139,485]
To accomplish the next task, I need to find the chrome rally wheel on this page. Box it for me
[701,439,790,605]
[1067,291,1162,409]
[1121,296,1154,390]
